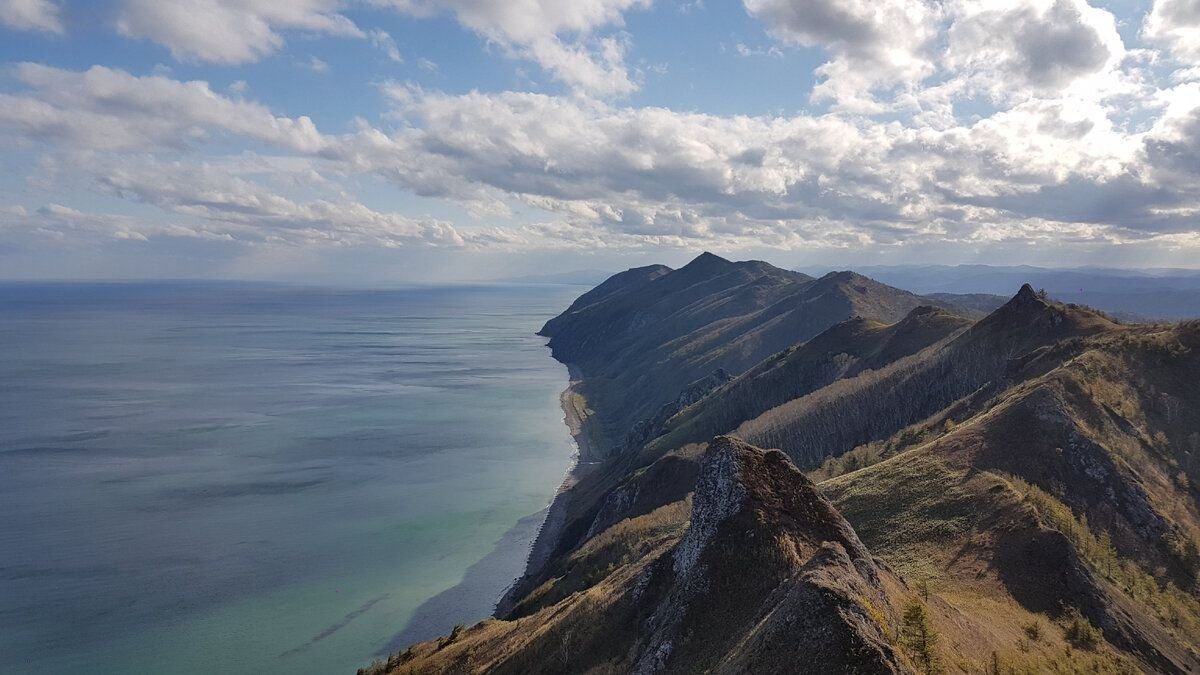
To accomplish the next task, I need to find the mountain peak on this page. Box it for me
[817,270,861,283]
[679,251,732,272]
[634,436,906,673]
[1015,283,1039,302]
[675,436,877,580]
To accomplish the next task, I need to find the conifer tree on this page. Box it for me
[902,602,940,674]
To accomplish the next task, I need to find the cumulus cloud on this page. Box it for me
[8,61,1195,253]
[0,0,62,33]
[1144,0,1200,63]
[743,0,941,111]
[115,0,362,64]
[375,0,651,96]
[945,0,1123,96]
[0,64,326,152]
[349,85,1190,246]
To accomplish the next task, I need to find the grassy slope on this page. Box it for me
[819,321,1200,673]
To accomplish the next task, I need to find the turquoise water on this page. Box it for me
[0,282,581,674]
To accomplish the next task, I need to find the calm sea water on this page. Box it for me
[0,282,581,674]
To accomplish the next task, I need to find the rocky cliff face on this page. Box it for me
[629,437,908,674]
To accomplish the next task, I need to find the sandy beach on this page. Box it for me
[494,363,606,615]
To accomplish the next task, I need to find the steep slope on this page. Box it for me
[539,264,671,338]
[371,438,914,675]
[644,306,971,457]
[736,285,1120,468]
[540,253,930,437]
[819,321,1200,673]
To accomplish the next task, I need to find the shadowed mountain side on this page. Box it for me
[736,285,1120,469]
[539,253,930,437]
[643,305,972,459]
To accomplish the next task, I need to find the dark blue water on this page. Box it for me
[0,282,581,674]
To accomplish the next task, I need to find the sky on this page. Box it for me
[3,0,1200,282]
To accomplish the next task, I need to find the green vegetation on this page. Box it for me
[1062,609,1101,649]
[901,601,940,674]
[1010,475,1200,644]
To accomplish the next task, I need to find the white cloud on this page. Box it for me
[0,64,326,152]
[1144,0,1200,63]
[733,43,783,59]
[945,0,1124,97]
[369,28,403,63]
[743,0,941,111]
[90,160,472,247]
[4,41,1200,262]
[374,0,652,96]
[0,0,62,33]
[115,0,362,64]
[304,56,331,74]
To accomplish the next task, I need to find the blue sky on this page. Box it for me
[2,0,1200,281]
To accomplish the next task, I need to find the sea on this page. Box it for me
[0,281,582,674]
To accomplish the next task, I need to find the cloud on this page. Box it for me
[0,64,326,152]
[304,56,331,74]
[733,43,783,59]
[1144,0,1200,63]
[369,28,403,63]
[115,0,362,64]
[945,0,1123,96]
[4,54,1200,261]
[743,0,941,111]
[92,160,473,247]
[347,81,1200,247]
[374,0,652,96]
[0,0,62,33]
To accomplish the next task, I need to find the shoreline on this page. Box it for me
[494,363,602,616]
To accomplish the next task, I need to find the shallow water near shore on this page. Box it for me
[0,282,581,674]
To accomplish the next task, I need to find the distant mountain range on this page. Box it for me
[834,264,1200,320]
[513,262,1200,321]
[373,254,1200,675]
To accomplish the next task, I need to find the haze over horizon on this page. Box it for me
[6,0,1200,282]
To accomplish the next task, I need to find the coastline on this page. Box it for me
[495,364,603,616]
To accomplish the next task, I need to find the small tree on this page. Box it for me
[1063,610,1101,649]
[902,602,940,674]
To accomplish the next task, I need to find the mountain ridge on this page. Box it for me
[370,255,1200,675]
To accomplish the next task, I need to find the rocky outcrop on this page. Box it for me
[629,437,908,674]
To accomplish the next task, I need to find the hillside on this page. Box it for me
[641,305,972,459]
[367,438,913,674]
[540,253,933,439]
[820,321,1200,672]
[373,259,1200,675]
[736,284,1119,468]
